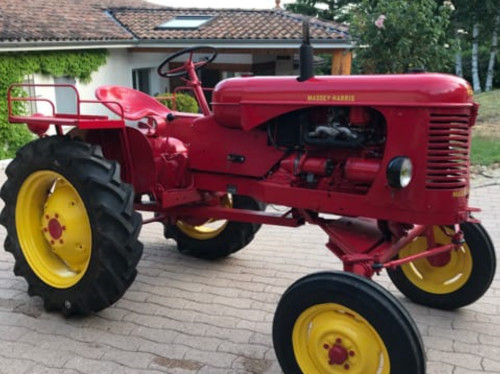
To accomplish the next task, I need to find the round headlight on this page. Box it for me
[387,157,413,188]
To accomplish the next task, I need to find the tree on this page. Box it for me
[350,0,454,74]
[447,0,499,92]
[471,20,481,92]
[485,10,499,91]
[285,0,356,23]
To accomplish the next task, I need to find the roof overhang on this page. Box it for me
[0,40,136,52]
[135,38,351,52]
[0,38,351,53]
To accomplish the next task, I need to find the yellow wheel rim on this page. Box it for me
[176,195,232,240]
[399,226,473,294]
[16,170,92,289]
[293,303,390,373]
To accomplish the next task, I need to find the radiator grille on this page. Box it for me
[426,110,471,190]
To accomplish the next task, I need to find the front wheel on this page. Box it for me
[273,271,425,374]
[387,223,496,310]
[0,136,143,315]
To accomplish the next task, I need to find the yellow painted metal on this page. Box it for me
[399,226,473,294]
[176,195,232,240]
[16,170,92,288]
[292,303,390,373]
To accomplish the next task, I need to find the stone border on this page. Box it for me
[471,169,500,188]
[0,159,12,170]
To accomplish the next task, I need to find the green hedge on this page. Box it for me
[0,50,108,159]
[156,92,199,114]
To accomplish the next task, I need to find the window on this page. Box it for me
[22,74,37,115]
[54,76,77,114]
[132,68,151,94]
[156,16,213,30]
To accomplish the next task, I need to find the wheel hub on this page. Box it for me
[427,251,451,267]
[47,217,64,240]
[328,344,348,365]
[41,182,91,273]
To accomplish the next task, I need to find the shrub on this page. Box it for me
[157,92,199,114]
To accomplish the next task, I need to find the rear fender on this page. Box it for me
[68,128,156,195]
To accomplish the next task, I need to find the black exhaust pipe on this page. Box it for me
[298,19,314,82]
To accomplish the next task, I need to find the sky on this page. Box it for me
[146,0,294,9]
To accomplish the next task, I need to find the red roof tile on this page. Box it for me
[0,0,152,42]
[0,1,349,44]
[111,8,349,41]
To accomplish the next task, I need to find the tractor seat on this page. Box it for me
[95,85,172,121]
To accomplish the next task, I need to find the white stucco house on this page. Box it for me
[0,0,351,116]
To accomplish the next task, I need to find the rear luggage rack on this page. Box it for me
[7,83,125,130]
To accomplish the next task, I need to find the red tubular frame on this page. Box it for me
[162,203,467,279]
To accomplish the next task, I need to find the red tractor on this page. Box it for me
[1,25,496,373]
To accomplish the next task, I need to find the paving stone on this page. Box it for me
[0,357,35,374]
[1,169,500,373]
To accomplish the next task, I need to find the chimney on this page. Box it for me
[275,0,281,9]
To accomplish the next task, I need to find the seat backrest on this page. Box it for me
[95,85,171,120]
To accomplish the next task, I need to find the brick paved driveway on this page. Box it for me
[0,168,499,374]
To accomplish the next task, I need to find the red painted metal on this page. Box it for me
[186,64,211,116]
[8,84,126,130]
[169,205,303,227]
[344,158,381,183]
[329,345,348,365]
[48,219,63,239]
[212,74,474,130]
[382,243,456,270]
[191,172,471,225]
[6,51,481,279]
[95,85,172,120]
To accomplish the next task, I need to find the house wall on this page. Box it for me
[32,75,57,116]
[75,49,133,117]
[32,48,296,118]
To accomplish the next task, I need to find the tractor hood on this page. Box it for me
[212,73,474,130]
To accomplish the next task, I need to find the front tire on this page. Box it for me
[164,195,264,259]
[387,223,496,310]
[273,271,425,374]
[0,136,143,315]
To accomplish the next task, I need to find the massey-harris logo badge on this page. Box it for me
[307,94,356,102]
[466,86,474,97]
[453,188,469,198]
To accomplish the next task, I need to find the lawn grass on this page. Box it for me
[471,136,500,166]
[475,90,500,124]
[472,90,500,165]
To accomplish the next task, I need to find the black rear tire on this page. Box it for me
[164,195,264,259]
[387,223,496,310]
[273,271,426,374]
[0,136,143,316]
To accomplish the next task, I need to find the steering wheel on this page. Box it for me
[157,46,218,78]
